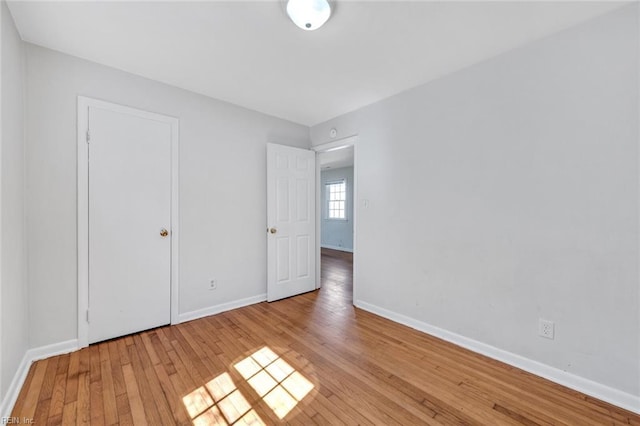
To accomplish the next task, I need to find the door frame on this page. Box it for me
[77,96,180,348]
[313,135,358,302]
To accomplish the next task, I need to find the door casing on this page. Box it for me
[77,96,180,349]
[313,136,358,302]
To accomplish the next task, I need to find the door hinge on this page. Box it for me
[86,309,90,323]
[86,129,91,143]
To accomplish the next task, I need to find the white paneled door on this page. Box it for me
[267,143,316,301]
[87,105,172,344]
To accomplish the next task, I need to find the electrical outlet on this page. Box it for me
[209,279,217,290]
[539,319,555,339]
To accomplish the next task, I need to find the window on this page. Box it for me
[326,180,346,219]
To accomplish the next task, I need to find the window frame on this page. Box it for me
[324,179,348,221]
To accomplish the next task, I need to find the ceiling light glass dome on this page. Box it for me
[286,0,332,31]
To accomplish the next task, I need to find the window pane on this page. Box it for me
[326,181,346,219]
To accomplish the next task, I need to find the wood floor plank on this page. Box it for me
[107,340,126,397]
[61,400,77,424]
[154,327,175,354]
[89,344,105,426]
[166,349,195,397]
[11,362,36,416]
[37,356,59,403]
[46,354,70,425]
[153,360,191,425]
[64,350,80,405]
[99,343,119,425]
[9,248,640,425]
[33,396,52,424]
[169,329,207,392]
[126,339,165,426]
[31,358,59,426]
[132,334,176,426]
[122,363,148,426]
[76,371,91,426]
[115,392,135,426]
[20,358,49,419]
[150,331,177,375]
[117,338,131,365]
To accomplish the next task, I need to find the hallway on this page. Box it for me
[319,248,353,305]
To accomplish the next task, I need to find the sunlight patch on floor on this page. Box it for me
[235,347,314,420]
[183,372,265,425]
[183,346,314,424]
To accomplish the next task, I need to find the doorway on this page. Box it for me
[314,139,356,304]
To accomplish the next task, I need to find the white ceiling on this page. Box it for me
[7,1,625,126]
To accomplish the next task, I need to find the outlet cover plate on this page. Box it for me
[539,319,555,339]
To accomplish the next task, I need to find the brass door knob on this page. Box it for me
[160,228,169,237]
[269,227,277,234]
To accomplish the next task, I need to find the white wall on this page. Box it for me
[25,44,309,348]
[312,5,639,398]
[1,0,28,400]
[321,167,354,251]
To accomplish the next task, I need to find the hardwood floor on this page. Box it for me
[11,248,639,425]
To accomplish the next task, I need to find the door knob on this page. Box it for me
[269,227,277,234]
[160,228,169,237]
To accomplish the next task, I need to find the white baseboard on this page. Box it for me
[354,300,640,415]
[27,339,79,363]
[178,294,267,324]
[321,244,353,253]
[0,339,78,419]
[0,352,30,420]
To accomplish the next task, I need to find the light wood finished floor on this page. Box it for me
[12,248,640,425]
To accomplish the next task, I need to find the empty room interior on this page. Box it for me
[1,0,639,424]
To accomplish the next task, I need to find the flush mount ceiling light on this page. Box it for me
[286,0,332,31]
